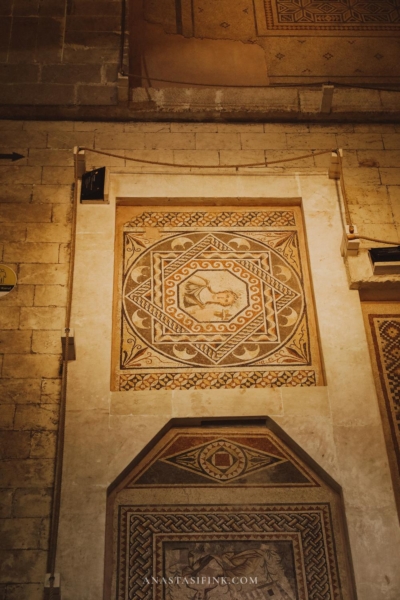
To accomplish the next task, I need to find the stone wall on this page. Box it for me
[0,119,399,599]
[0,0,121,106]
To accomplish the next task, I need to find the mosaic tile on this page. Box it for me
[368,314,400,511]
[113,208,322,391]
[264,0,400,31]
[107,426,355,600]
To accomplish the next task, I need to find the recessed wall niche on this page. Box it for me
[112,204,323,391]
[105,420,356,600]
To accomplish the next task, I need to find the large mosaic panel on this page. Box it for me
[365,311,400,516]
[107,426,356,600]
[113,207,322,391]
[264,0,400,31]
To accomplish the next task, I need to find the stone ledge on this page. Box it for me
[0,87,399,122]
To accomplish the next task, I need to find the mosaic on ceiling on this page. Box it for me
[107,426,356,600]
[264,0,400,31]
[113,207,322,391]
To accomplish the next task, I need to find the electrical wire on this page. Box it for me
[79,147,331,169]
[46,157,79,600]
[128,73,400,93]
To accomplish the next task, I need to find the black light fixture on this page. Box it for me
[369,246,400,275]
[80,167,107,203]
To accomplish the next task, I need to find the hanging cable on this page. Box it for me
[128,73,400,92]
[46,160,79,600]
[79,147,331,170]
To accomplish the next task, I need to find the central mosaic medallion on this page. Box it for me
[115,209,322,390]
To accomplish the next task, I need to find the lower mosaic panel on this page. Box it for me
[113,207,322,390]
[117,504,341,600]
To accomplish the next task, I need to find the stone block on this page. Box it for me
[2,354,61,379]
[32,184,72,204]
[0,379,41,404]
[0,549,47,582]
[8,16,38,63]
[24,121,74,132]
[195,133,240,150]
[18,263,68,285]
[173,150,219,166]
[219,150,265,167]
[0,330,32,354]
[357,150,400,169]
[30,431,57,458]
[42,63,102,84]
[70,1,122,15]
[47,131,95,149]
[241,133,287,150]
[58,243,70,263]
[0,131,46,149]
[336,133,384,150]
[0,204,52,223]
[31,330,62,354]
[66,15,120,31]
[0,18,11,63]
[40,378,61,403]
[0,405,15,429]
[85,147,126,168]
[0,431,31,458]
[0,490,13,518]
[63,43,119,63]
[0,184,33,204]
[0,518,41,550]
[77,84,117,105]
[0,121,22,129]
[0,307,20,330]
[27,223,71,243]
[0,224,27,242]
[14,404,58,431]
[380,168,400,185]
[0,286,34,307]
[104,63,118,83]
[64,29,119,47]
[6,583,44,600]
[124,123,171,133]
[342,167,381,186]
[286,133,337,149]
[145,133,196,150]
[382,134,400,150]
[0,64,39,84]
[0,458,54,488]
[33,285,67,307]
[4,242,60,264]
[52,203,72,224]
[28,149,74,167]
[95,131,145,150]
[12,488,52,518]
[36,16,63,62]
[41,167,75,185]
[0,166,42,185]
[0,83,76,105]
[19,307,65,330]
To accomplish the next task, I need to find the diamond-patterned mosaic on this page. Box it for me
[265,0,400,30]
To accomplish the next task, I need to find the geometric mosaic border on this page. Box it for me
[117,504,342,600]
[119,369,317,390]
[369,315,400,473]
[264,0,400,31]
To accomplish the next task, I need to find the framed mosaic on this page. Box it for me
[362,304,400,518]
[105,423,356,600]
[112,205,323,391]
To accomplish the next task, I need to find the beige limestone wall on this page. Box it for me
[0,120,400,600]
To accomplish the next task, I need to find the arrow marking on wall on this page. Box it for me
[0,152,25,162]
